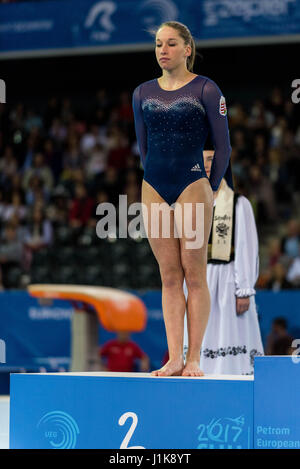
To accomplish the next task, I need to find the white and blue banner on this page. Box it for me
[0,0,300,57]
[0,290,167,371]
[0,290,300,371]
[0,291,72,371]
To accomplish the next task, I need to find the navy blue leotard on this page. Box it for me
[132,74,233,206]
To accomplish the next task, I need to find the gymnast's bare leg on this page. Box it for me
[142,177,213,376]
[142,180,185,376]
[175,177,213,376]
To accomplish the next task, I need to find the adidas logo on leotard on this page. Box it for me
[191,164,202,172]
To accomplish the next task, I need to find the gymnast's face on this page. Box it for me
[155,26,191,71]
[203,150,214,178]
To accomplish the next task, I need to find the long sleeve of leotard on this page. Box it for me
[132,85,147,169]
[202,79,232,191]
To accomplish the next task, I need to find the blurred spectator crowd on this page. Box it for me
[0,84,299,290]
[0,89,152,289]
[229,87,300,291]
[257,218,300,291]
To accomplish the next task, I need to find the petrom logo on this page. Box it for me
[0,79,6,103]
[0,339,6,363]
[37,411,80,449]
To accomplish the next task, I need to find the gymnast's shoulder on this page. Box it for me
[132,79,157,96]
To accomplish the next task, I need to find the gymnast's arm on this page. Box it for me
[132,85,148,169]
[202,79,232,191]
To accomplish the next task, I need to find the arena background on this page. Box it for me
[0,1,300,442]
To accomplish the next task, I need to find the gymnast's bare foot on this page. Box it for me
[182,360,204,377]
[151,358,184,377]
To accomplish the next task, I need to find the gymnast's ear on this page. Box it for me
[184,43,192,57]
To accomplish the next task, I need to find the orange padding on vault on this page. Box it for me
[28,284,147,332]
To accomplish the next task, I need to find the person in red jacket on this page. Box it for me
[100,331,149,372]
[69,182,94,228]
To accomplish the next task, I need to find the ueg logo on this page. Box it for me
[0,339,6,363]
[37,411,80,449]
[0,79,6,104]
[291,79,300,104]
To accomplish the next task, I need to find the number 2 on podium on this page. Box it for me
[118,412,145,449]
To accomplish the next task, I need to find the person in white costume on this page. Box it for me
[183,149,264,375]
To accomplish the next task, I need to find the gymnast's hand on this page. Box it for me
[236,297,250,315]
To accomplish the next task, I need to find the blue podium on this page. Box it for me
[10,373,253,449]
[254,356,300,449]
[11,357,299,449]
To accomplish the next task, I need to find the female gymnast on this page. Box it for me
[132,21,232,377]
[183,146,264,375]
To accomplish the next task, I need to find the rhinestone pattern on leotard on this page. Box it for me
[142,95,206,153]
